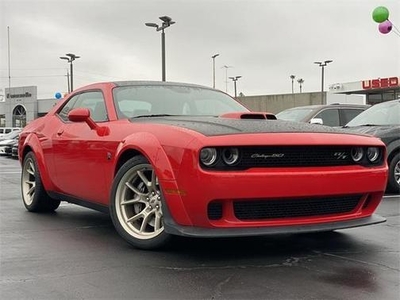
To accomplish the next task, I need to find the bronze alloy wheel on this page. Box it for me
[110,156,171,249]
[21,154,36,207]
[21,152,60,212]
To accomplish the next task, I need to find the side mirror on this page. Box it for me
[68,108,90,122]
[67,107,109,136]
[310,118,323,125]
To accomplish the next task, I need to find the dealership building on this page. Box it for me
[0,76,399,127]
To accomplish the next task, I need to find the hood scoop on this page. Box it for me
[220,112,277,120]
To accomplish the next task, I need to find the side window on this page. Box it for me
[341,109,364,125]
[314,109,340,126]
[58,95,80,122]
[58,91,107,122]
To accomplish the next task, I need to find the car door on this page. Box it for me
[52,91,110,204]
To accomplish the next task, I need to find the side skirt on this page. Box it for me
[48,191,109,214]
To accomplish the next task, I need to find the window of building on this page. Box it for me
[0,114,5,127]
[12,105,26,127]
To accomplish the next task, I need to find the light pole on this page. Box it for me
[222,65,233,92]
[229,76,242,98]
[145,16,175,82]
[60,53,80,92]
[211,54,219,88]
[290,75,296,94]
[297,78,304,93]
[314,60,333,102]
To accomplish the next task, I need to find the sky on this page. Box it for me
[0,0,399,99]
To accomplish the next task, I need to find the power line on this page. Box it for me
[0,75,65,78]
[0,67,66,70]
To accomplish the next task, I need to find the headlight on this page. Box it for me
[222,148,240,165]
[200,148,218,166]
[367,147,380,163]
[351,147,364,162]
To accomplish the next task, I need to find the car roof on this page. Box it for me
[109,80,216,90]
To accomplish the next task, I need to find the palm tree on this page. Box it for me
[297,78,304,93]
[290,75,296,93]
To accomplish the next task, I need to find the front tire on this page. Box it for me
[388,153,400,193]
[21,152,61,212]
[110,155,171,250]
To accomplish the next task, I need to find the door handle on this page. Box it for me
[56,129,64,136]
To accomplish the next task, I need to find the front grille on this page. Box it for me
[233,195,361,220]
[240,146,353,168]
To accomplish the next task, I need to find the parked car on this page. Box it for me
[276,103,369,126]
[18,81,388,250]
[344,99,400,193]
[2,140,16,156]
[11,141,18,159]
[0,127,21,138]
[0,129,21,142]
[0,132,20,155]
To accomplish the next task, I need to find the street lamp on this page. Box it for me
[60,53,80,92]
[211,54,219,88]
[314,60,333,102]
[297,78,304,93]
[222,65,233,92]
[145,16,175,81]
[229,75,242,98]
[290,74,296,94]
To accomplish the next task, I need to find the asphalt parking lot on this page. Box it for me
[0,156,399,300]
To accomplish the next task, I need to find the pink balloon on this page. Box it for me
[378,20,392,34]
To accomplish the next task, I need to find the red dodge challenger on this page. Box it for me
[18,81,388,249]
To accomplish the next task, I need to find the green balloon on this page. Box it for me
[372,6,389,23]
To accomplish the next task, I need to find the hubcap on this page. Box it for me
[115,163,164,240]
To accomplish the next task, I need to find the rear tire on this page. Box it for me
[388,153,400,193]
[110,155,171,250]
[21,152,61,212]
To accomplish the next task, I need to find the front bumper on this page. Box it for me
[159,164,388,233]
[163,214,386,237]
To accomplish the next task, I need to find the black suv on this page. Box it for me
[276,103,369,127]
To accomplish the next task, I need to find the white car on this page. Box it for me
[0,130,21,155]
[0,127,21,139]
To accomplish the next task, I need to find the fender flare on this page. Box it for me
[114,132,192,225]
[386,139,400,161]
[21,133,57,192]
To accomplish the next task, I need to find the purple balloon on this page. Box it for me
[378,20,392,34]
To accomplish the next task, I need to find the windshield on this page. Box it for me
[112,85,249,119]
[346,100,400,126]
[276,107,314,122]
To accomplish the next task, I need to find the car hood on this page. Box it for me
[132,116,357,136]
[0,139,15,145]
[344,125,399,138]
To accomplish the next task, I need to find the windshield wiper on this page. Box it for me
[343,124,378,128]
[132,114,175,118]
